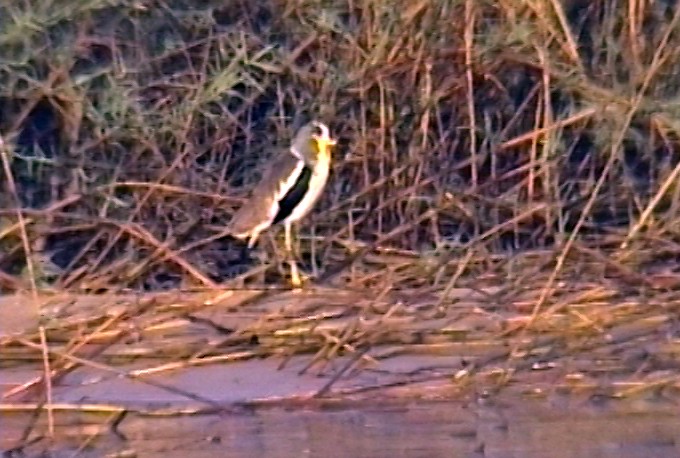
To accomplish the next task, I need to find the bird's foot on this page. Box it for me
[288,262,311,290]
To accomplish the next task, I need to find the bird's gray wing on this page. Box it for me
[227,151,302,239]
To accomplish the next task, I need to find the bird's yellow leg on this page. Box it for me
[284,221,293,253]
[285,222,302,288]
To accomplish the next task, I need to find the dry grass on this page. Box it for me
[2,0,680,293]
[4,0,680,450]
[0,1,680,292]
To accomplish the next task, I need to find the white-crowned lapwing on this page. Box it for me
[228,121,337,287]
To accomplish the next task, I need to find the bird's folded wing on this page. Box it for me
[227,152,304,237]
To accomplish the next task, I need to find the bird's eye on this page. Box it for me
[312,122,328,139]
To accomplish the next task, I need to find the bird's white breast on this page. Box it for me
[284,153,331,224]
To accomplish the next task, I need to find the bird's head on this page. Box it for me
[292,121,337,164]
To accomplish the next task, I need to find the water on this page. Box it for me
[4,396,680,457]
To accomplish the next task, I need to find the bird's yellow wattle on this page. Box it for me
[314,137,336,161]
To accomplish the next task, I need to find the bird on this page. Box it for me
[227,121,337,287]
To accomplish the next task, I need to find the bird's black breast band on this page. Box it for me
[273,164,313,224]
